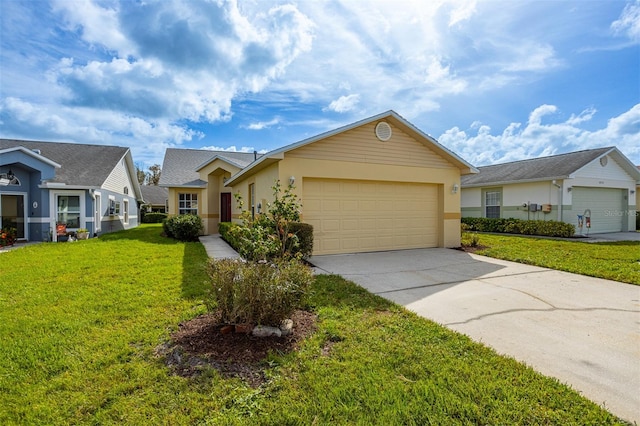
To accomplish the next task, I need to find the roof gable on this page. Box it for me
[0,139,130,187]
[159,148,258,187]
[460,147,640,187]
[226,110,477,186]
[286,120,454,169]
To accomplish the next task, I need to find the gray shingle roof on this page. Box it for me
[159,148,259,187]
[461,147,614,187]
[0,139,129,187]
[140,185,168,205]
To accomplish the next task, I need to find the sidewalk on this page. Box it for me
[198,234,240,259]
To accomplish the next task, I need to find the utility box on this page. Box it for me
[542,204,552,213]
[529,203,538,212]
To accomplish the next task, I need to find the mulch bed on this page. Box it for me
[156,309,317,387]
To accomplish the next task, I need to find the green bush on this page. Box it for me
[461,217,575,238]
[163,214,204,242]
[288,222,314,259]
[229,181,314,261]
[206,258,313,326]
[142,212,168,223]
[460,223,480,247]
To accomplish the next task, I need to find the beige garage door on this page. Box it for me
[303,178,439,255]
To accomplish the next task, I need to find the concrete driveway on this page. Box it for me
[310,249,640,423]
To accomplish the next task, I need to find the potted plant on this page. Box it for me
[76,228,89,240]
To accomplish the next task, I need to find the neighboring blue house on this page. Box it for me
[0,139,143,242]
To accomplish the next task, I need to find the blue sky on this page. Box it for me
[1,0,639,168]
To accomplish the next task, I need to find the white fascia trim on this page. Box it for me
[0,146,61,168]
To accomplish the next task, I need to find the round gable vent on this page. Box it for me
[375,121,392,141]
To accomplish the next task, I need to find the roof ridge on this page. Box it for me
[0,138,128,150]
[478,146,613,168]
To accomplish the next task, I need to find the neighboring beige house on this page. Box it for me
[160,110,477,255]
[461,147,640,234]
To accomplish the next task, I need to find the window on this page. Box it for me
[94,194,101,231]
[115,201,121,215]
[485,191,501,219]
[123,200,129,224]
[249,183,256,218]
[179,193,198,215]
[57,195,81,228]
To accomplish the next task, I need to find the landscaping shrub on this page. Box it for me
[229,181,314,261]
[163,214,204,241]
[460,223,480,247]
[462,217,575,238]
[142,212,168,223]
[288,222,314,259]
[207,258,313,326]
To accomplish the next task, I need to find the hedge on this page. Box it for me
[163,214,204,241]
[218,221,314,259]
[461,217,575,238]
[142,212,168,223]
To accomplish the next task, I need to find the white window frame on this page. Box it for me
[178,193,198,215]
[123,199,129,224]
[484,190,501,219]
[94,192,102,232]
[50,190,85,241]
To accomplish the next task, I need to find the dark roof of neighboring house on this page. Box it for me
[0,138,130,187]
[461,147,616,187]
[159,148,259,187]
[140,185,168,205]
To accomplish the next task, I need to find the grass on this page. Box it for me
[468,233,640,285]
[0,224,627,424]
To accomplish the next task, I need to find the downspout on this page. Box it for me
[552,180,562,221]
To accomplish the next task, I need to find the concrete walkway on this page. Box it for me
[198,234,240,259]
[311,248,640,423]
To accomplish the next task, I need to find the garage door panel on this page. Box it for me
[303,178,439,255]
[572,187,624,233]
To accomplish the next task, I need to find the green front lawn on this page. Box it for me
[0,225,626,424]
[470,233,640,285]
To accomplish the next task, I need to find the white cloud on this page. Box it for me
[47,0,315,124]
[326,94,360,113]
[438,103,640,166]
[611,0,640,41]
[244,117,281,130]
[0,96,200,165]
[199,145,260,153]
[448,0,477,27]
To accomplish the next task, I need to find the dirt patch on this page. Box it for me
[156,310,317,387]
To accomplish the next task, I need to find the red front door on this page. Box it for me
[220,193,231,223]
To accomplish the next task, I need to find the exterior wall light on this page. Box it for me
[452,183,459,194]
[567,187,572,192]
[289,176,296,186]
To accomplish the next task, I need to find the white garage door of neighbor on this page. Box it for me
[303,178,439,255]
[572,187,625,233]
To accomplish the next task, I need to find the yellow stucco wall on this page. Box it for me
[226,120,463,250]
